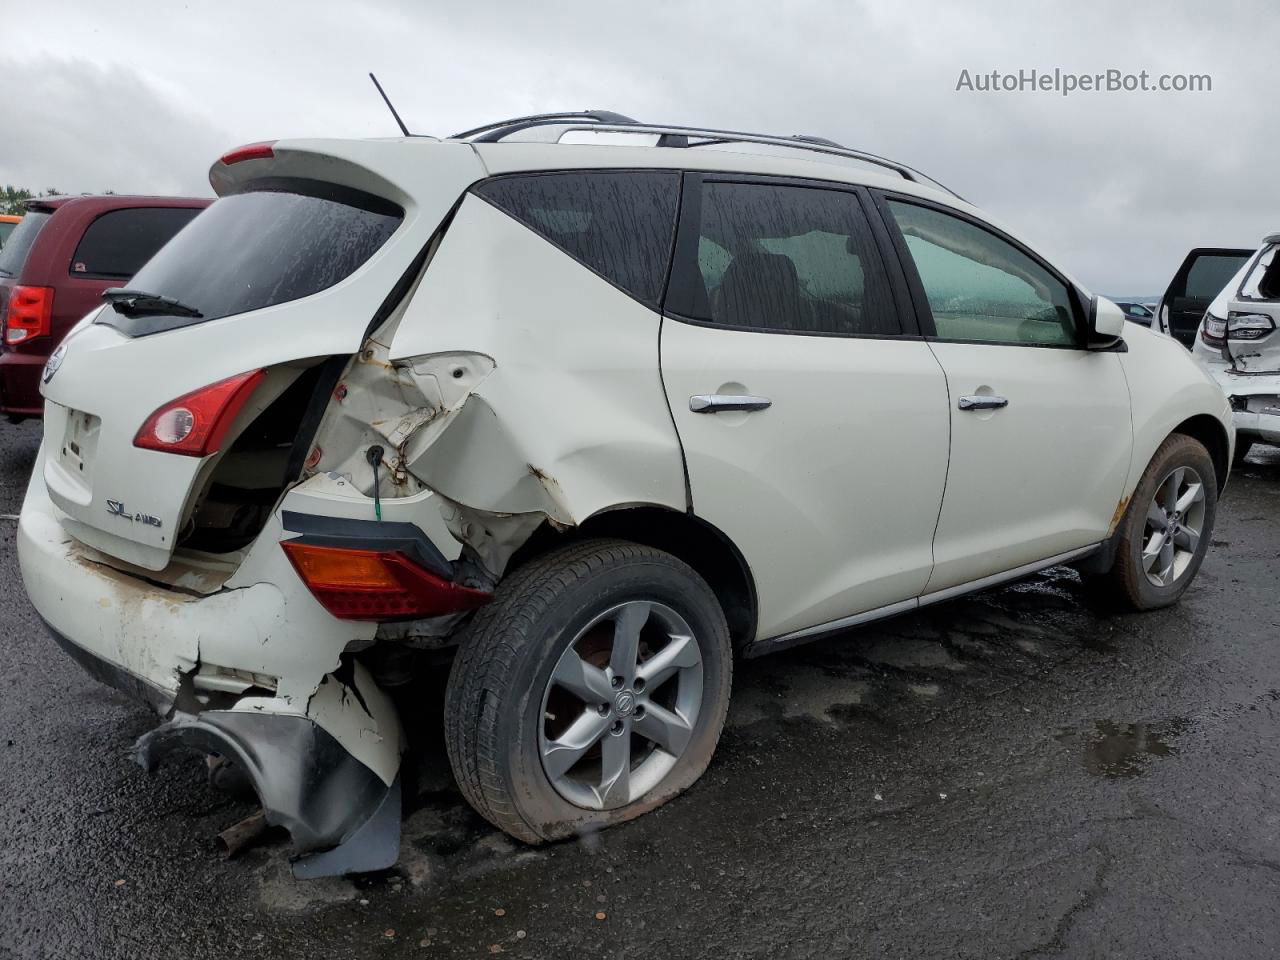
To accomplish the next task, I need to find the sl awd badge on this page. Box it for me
[106,499,162,528]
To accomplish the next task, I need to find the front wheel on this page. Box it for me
[443,539,732,843]
[1092,434,1218,610]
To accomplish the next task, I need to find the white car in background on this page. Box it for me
[17,114,1234,877]
[1190,235,1280,462]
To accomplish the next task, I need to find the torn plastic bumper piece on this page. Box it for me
[134,711,401,878]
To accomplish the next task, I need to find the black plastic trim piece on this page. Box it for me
[280,511,453,581]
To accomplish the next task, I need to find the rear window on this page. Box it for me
[96,180,403,336]
[70,207,201,279]
[473,171,679,308]
[0,211,51,278]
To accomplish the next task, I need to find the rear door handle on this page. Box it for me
[958,395,1008,411]
[690,394,772,414]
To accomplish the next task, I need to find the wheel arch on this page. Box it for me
[1171,413,1230,492]
[505,505,758,650]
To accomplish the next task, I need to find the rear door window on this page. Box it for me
[1184,253,1249,299]
[666,180,901,336]
[0,221,16,250]
[97,180,403,336]
[472,171,679,309]
[0,210,51,278]
[70,207,202,279]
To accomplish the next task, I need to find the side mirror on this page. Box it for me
[1087,295,1126,349]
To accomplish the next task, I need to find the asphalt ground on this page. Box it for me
[4,417,1280,959]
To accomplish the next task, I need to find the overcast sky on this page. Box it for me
[2,0,1272,293]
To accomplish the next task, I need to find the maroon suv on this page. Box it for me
[0,194,210,420]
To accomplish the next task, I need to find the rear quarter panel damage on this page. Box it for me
[310,193,688,576]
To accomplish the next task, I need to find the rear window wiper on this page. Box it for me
[103,287,203,319]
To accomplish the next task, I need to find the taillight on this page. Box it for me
[281,542,492,621]
[4,285,54,345]
[219,141,277,165]
[133,369,264,457]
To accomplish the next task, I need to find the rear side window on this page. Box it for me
[0,221,15,250]
[0,211,51,278]
[97,180,402,336]
[668,180,900,336]
[1239,245,1280,301]
[473,171,679,308]
[70,207,202,279]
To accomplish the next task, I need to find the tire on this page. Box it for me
[443,538,732,844]
[1233,439,1254,467]
[1093,434,1218,611]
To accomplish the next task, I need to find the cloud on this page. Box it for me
[2,0,1273,292]
[0,57,228,197]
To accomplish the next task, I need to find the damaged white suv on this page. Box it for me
[1190,235,1280,461]
[18,114,1234,877]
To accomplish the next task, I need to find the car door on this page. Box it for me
[1156,247,1253,347]
[659,174,950,645]
[874,193,1132,596]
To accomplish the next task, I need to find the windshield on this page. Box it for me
[96,179,403,336]
[0,211,51,278]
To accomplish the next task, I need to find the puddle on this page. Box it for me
[1059,719,1192,779]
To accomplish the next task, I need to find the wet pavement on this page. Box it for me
[3,417,1280,959]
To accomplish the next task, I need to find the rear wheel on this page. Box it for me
[1091,434,1217,610]
[444,539,732,843]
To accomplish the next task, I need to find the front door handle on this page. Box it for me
[958,395,1008,411]
[690,394,772,414]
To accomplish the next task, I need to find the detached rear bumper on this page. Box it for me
[18,445,405,877]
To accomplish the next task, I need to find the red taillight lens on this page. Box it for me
[219,141,277,165]
[4,285,54,345]
[281,542,492,621]
[133,369,265,457]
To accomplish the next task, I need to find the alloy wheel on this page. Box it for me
[1141,465,1207,587]
[539,601,704,810]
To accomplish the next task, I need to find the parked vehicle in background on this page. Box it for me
[1154,247,1254,347]
[1114,300,1155,326]
[0,195,209,421]
[17,116,1234,879]
[0,214,20,250]
[1191,235,1280,462]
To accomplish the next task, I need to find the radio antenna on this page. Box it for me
[369,72,411,137]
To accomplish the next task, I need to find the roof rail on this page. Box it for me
[450,114,962,199]
[451,111,639,142]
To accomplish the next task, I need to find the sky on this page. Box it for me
[1,0,1272,294]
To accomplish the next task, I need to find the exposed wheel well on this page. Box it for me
[1172,414,1230,491]
[505,507,758,649]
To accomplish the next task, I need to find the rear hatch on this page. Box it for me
[39,138,485,570]
[1221,239,1280,373]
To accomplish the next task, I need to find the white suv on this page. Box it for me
[17,114,1234,877]
[1189,235,1280,460]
